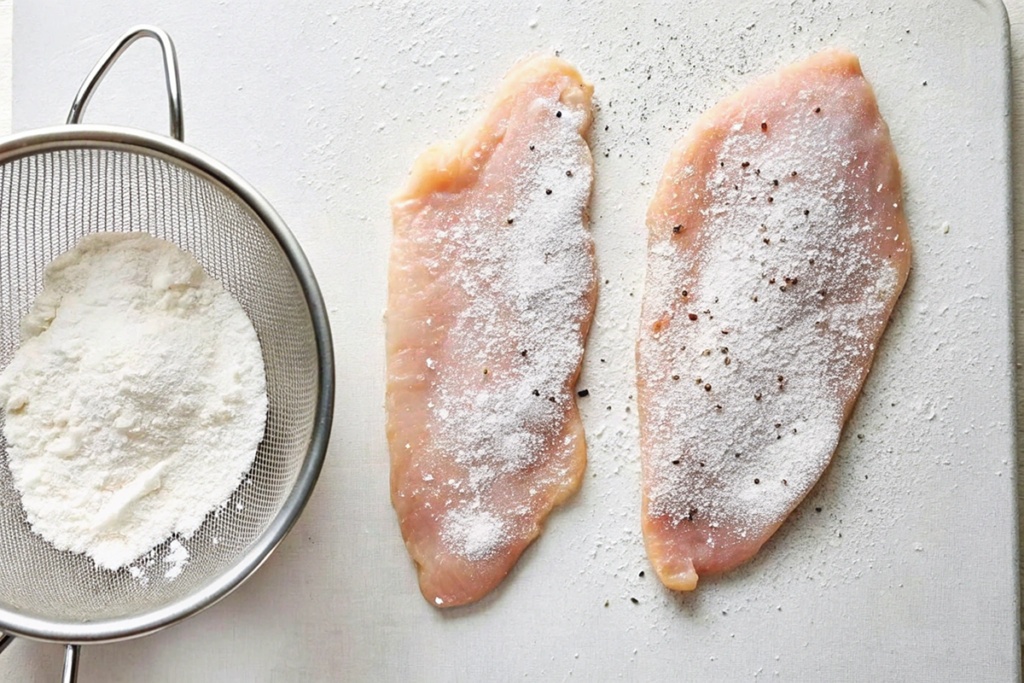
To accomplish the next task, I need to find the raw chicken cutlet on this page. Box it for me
[637,50,911,591]
[387,56,596,607]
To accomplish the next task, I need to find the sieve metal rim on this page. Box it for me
[0,123,335,644]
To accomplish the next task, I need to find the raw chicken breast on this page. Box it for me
[387,56,596,607]
[637,50,911,591]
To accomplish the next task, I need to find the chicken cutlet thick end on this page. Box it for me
[392,56,593,208]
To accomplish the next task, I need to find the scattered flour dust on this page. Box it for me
[163,539,191,579]
[0,232,267,573]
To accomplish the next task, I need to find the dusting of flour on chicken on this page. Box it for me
[387,56,596,607]
[637,51,911,591]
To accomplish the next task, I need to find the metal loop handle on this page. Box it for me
[67,25,183,141]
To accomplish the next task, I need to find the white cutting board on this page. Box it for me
[0,0,9,137]
[4,0,1016,680]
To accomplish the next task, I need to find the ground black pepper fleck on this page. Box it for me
[556,111,562,118]
[761,121,768,131]
[566,170,573,177]
[639,571,645,577]
[532,389,540,396]
[545,188,552,195]
[507,218,514,224]
[672,225,682,233]
[630,598,639,605]
[754,478,760,484]
[704,383,711,392]
[577,389,589,397]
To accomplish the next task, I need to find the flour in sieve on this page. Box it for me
[0,232,267,571]
[163,539,191,579]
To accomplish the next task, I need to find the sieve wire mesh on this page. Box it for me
[0,145,319,624]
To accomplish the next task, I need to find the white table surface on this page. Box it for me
[0,1,1021,680]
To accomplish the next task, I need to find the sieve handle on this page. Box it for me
[66,25,184,141]
[0,636,79,682]
[61,644,80,683]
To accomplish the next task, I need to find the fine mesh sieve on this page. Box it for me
[0,26,333,681]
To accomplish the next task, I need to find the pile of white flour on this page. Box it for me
[0,232,267,571]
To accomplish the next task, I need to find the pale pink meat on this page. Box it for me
[387,57,596,607]
[637,50,911,591]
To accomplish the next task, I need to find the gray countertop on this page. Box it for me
[1007,0,1024,655]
